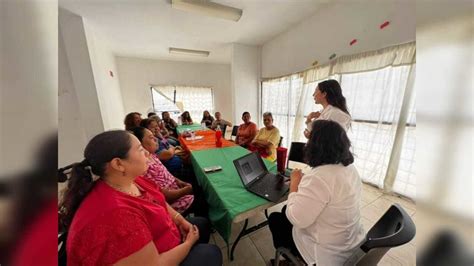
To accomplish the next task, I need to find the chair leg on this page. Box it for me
[274,247,301,265]
[274,248,282,266]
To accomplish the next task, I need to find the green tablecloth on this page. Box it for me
[176,123,208,135]
[190,146,278,243]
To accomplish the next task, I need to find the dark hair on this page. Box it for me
[59,130,133,231]
[202,110,213,120]
[147,112,157,117]
[242,111,250,117]
[124,112,141,130]
[140,118,157,129]
[304,120,354,168]
[317,80,350,116]
[262,112,273,120]
[181,111,192,120]
[161,111,169,118]
[129,127,147,142]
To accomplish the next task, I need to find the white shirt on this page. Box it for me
[306,105,351,131]
[286,164,365,266]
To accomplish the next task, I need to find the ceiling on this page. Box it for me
[59,0,332,63]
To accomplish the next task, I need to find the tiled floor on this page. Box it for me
[209,183,416,266]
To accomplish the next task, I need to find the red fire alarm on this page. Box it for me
[380,21,390,29]
[350,39,357,46]
[109,70,114,77]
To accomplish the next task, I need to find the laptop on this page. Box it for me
[233,152,289,203]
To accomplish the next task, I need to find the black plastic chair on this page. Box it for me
[230,125,239,140]
[220,125,227,139]
[287,142,306,167]
[58,231,68,266]
[273,204,416,266]
[344,203,416,265]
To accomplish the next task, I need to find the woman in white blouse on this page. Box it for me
[304,80,351,139]
[269,120,365,266]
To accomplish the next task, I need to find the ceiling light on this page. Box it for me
[169,47,210,57]
[171,0,243,22]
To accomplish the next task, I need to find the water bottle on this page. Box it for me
[191,130,196,141]
[215,127,222,147]
[178,116,182,126]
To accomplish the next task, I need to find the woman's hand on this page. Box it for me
[184,225,199,246]
[306,111,321,123]
[176,179,191,189]
[290,168,303,193]
[304,129,311,139]
[176,217,194,241]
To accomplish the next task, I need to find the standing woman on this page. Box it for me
[59,130,221,265]
[269,120,365,265]
[304,80,351,138]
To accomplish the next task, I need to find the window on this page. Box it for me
[261,74,303,148]
[151,85,214,122]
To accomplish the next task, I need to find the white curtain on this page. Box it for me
[153,85,214,122]
[261,74,303,148]
[264,42,416,197]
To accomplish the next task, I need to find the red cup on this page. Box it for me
[276,147,288,174]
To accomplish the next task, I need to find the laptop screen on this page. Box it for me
[234,152,266,186]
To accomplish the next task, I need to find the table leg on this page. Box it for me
[230,219,249,261]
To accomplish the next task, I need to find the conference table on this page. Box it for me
[178,129,285,260]
[176,123,208,135]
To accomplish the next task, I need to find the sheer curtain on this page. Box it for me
[153,85,214,122]
[290,42,416,197]
[261,74,303,148]
[261,43,415,196]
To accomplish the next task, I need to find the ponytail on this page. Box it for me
[58,130,133,232]
[59,160,96,231]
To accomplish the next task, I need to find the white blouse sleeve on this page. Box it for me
[286,175,331,229]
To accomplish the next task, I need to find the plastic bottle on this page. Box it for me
[215,127,222,147]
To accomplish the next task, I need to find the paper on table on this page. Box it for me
[185,136,204,141]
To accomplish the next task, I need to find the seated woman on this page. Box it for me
[268,120,365,266]
[131,127,208,217]
[59,130,221,266]
[162,111,178,137]
[143,117,180,147]
[235,111,258,148]
[200,110,214,129]
[248,112,280,161]
[124,112,142,131]
[210,111,232,132]
[180,111,193,125]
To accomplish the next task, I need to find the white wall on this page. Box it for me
[59,9,125,165]
[231,44,261,125]
[0,1,57,176]
[83,21,125,130]
[262,1,416,78]
[116,57,232,122]
[59,31,88,166]
[59,9,104,137]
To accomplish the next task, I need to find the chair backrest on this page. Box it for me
[231,125,239,136]
[278,136,283,147]
[220,125,227,139]
[287,142,306,165]
[345,203,416,265]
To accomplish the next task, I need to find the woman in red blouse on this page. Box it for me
[59,130,221,265]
